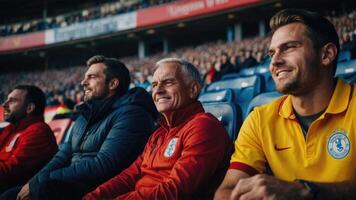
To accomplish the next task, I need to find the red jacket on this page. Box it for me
[0,116,58,187]
[84,101,233,200]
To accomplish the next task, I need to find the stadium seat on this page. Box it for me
[221,73,240,80]
[338,50,352,62]
[255,63,275,92]
[48,118,72,144]
[239,68,256,76]
[202,102,242,141]
[207,75,262,118]
[335,59,356,83]
[199,88,234,103]
[246,91,282,118]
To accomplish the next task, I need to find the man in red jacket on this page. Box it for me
[0,85,57,194]
[84,58,233,200]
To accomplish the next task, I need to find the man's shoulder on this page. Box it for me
[252,95,287,117]
[27,120,52,131]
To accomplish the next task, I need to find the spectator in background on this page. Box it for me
[135,73,151,92]
[341,32,356,51]
[215,9,356,200]
[203,61,217,85]
[83,58,232,199]
[240,50,258,68]
[219,52,236,79]
[1,55,158,200]
[0,85,57,194]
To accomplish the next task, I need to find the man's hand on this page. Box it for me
[17,183,30,200]
[231,174,310,200]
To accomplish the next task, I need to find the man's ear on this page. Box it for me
[321,43,338,66]
[26,103,35,115]
[189,81,201,99]
[109,78,120,91]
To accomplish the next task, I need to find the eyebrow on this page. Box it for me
[151,77,176,85]
[269,40,302,51]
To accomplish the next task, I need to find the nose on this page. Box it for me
[270,50,285,68]
[81,77,88,87]
[2,99,8,108]
[152,82,165,96]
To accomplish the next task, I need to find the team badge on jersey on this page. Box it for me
[164,138,178,158]
[327,130,350,159]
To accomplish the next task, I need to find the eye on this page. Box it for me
[165,80,173,86]
[268,50,275,58]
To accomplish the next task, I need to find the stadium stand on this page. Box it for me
[202,102,242,141]
[335,59,356,83]
[0,0,175,36]
[199,88,235,104]
[206,75,262,118]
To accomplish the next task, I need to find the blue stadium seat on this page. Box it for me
[239,67,256,76]
[335,59,356,83]
[255,62,275,92]
[202,102,242,141]
[246,91,282,118]
[338,50,352,62]
[199,88,234,103]
[206,75,262,118]
[221,73,240,80]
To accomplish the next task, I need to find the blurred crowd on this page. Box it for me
[0,10,355,107]
[0,0,175,36]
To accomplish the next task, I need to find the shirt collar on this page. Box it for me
[10,115,44,132]
[160,101,204,128]
[279,79,351,119]
[324,79,351,114]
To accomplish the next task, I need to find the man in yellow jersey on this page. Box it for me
[215,9,356,200]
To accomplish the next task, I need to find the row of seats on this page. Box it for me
[199,57,356,141]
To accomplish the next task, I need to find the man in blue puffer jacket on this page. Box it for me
[1,55,158,200]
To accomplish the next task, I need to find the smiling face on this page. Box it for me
[151,62,194,117]
[81,63,110,102]
[2,89,28,123]
[268,23,322,95]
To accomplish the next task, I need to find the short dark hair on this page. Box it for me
[270,9,340,75]
[87,55,131,94]
[14,85,46,116]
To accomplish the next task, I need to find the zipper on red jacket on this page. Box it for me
[149,129,169,167]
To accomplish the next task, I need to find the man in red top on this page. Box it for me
[84,58,233,199]
[0,85,57,194]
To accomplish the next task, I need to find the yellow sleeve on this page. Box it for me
[230,108,266,174]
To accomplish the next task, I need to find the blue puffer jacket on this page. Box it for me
[29,87,158,193]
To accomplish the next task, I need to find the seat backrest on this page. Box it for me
[202,102,242,142]
[207,75,262,118]
[199,88,234,103]
[239,67,256,76]
[48,118,72,144]
[335,59,356,83]
[221,73,240,80]
[246,91,282,118]
[338,50,352,62]
[207,75,261,93]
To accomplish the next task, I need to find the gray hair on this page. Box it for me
[155,58,202,87]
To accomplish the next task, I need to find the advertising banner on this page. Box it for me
[52,12,136,43]
[137,0,260,27]
[0,32,46,52]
